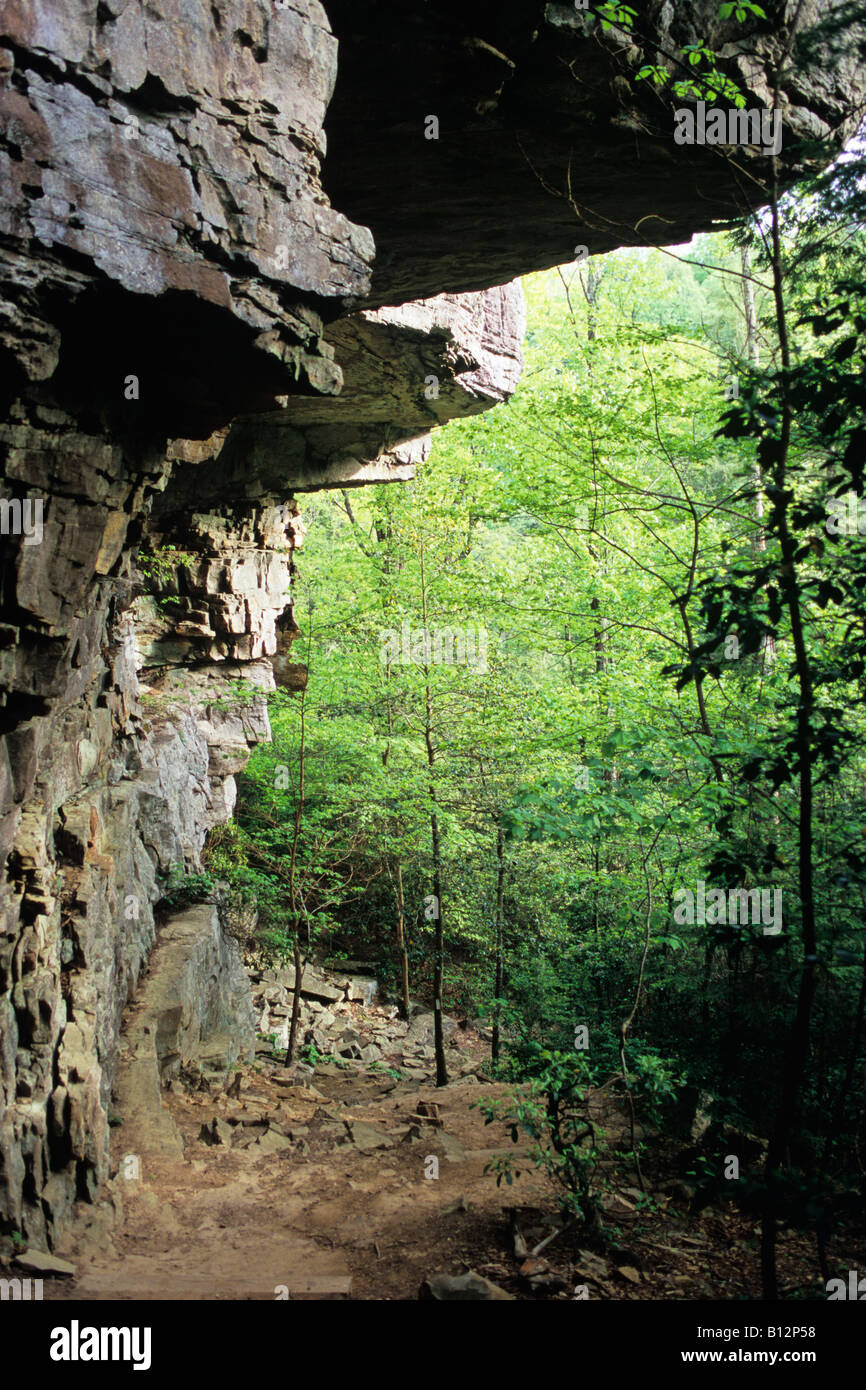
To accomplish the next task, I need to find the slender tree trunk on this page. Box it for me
[287,935,303,1064]
[759,174,818,1302]
[580,262,604,343]
[395,861,410,1020]
[740,244,777,671]
[492,824,506,1065]
[383,648,411,1019]
[419,531,448,1086]
[593,845,601,943]
[740,246,761,375]
[285,612,312,1066]
[428,798,448,1086]
[618,831,658,1193]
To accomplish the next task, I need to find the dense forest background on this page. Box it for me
[182,134,866,1298]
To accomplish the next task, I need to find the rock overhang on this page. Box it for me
[320,0,866,307]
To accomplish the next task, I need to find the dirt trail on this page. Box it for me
[41,998,855,1302]
[47,1037,553,1301]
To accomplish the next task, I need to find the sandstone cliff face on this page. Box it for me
[0,0,862,1245]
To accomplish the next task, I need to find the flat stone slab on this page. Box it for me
[13,1250,76,1277]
